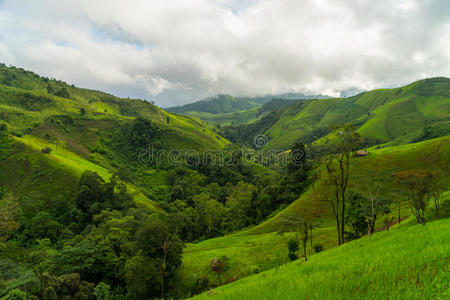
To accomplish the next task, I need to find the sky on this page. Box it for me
[0,0,449,107]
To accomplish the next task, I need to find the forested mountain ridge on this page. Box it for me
[166,93,329,126]
[166,94,261,114]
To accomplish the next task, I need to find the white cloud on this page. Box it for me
[0,0,448,106]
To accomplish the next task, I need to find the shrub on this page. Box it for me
[41,147,52,154]
[0,289,27,300]
[94,282,111,300]
[314,244,324,253]
[287,238,299,261]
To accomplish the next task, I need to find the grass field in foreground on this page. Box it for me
[191,218,450,300]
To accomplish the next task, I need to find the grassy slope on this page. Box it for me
[182,136,450,287]
[264,77,449,150]
[0,65,228,150]
[0,65,228,212]
[192,218,450,300]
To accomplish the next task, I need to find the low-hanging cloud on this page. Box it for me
[0,0,449,106]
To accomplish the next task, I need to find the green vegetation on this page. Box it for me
[180,136,449,290]
[191,218,450,300]
[0,64,449,299]
[218,78,449,150]
[167,95,261,115]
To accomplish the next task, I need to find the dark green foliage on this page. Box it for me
[74,171,133,229]
[0,126,13,160]
[0,87,53,111]
[43,273,95,300]
[314,244,323,253]
[287,142,310,186]
[218,110,281,147]
[130,218,184,298]
[345,191,368,239]
[1,288,27,300]
[54,87,70,98]
[287,239,299,261]
[129,117,161,148]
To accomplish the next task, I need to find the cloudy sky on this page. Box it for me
[0,0,449,107]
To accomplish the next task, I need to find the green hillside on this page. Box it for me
[219,77,449,150]
[0,64,229,212]
[180,136,450,288]
[191,218,450,300]
[166,95,261,115]
[1,64,449,300]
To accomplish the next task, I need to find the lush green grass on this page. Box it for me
[191,218,450,300]
[0,134,161,212]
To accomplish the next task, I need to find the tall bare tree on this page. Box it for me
[355,181,391,236]
[396,170,431,225]
[320,125,360,244]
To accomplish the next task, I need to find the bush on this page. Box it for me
[94,282,111,300]
[0,289,27,300]
[314,244,324,253]
[41,147,52,154]
[287,239,299,261]
[288,252,298,261]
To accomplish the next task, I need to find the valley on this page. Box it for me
[0,64,449,299]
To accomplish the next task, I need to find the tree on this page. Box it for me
[124,255,159,298]
[1,239,51,298]
[129,118,161,149]
[320,125,360,244]
[225,182,257,230]
[55,87,70,98]
[383,217,394,231]
[1,289,27,300]
[46,84,55,95]
[428,171,445,219]
[194,193,226,238]
[0,193,20,241]
[135,218,184,299]
[287,142,310,190]
[308,222,320,248]
[44,273,95,299]
[80,107,86,116]
[396,170,431,225]
[210,256,230,285]
[345,190,367,239]
[278,213,311,261]
[354,181,391,236]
